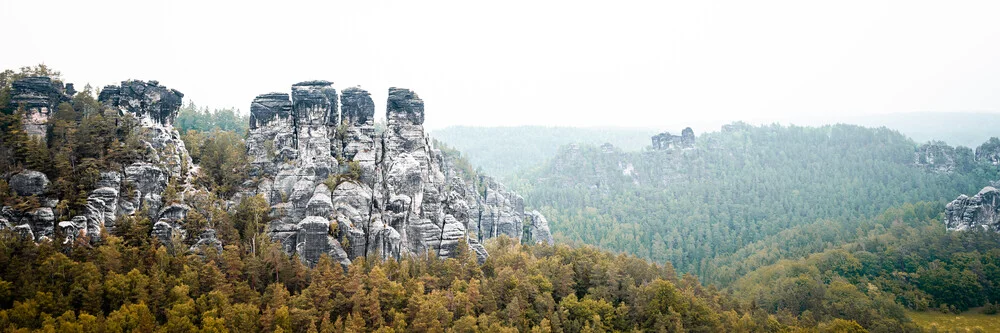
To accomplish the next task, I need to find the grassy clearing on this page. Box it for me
[907,309,1000,332]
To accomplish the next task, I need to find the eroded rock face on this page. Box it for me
[9,170,49,196]
[527,210,555,245]
[98,80,184,126]
[652,127,695,150]
[243,82,551,266]
[976,138,1000,166]
[945,186,1000,232]
[340,87,375,126]
[53,80,194,243]
[8,76,72,139]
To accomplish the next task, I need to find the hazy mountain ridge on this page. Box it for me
[431,112,1000,180]
[430,126,659,179]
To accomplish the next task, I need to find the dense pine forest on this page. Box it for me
[508,123,998,282]
[3,64,1000,332]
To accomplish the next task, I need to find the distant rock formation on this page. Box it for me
[976,138,1000,166]
[526,210,554,245]
[652,127,695,150]
[945,186,1000,232]
[243,81,550,267]
[7,76,72,139]
[913,141,973,173]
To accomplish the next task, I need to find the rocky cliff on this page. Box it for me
[242,81,549,266]
[6,76,72,139]
[2,76,550,266]
[2,79,194,244]
[945,185,1000,232]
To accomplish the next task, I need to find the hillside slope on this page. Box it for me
[511,123,1000,284]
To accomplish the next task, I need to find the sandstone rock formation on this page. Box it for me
[1,79,195,244]
[98,80,185,126]
[976,138,1000,166]
[652,127,695,150]
[913,141,973,174]
[526,210,554,245]
[945,186,1000,232]
[7,76,72,139]
[9,170,49,197]
[243,82,551,266]
[2,76,551,266]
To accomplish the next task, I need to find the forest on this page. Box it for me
[2,65,1000,332]
[507,123,999,282]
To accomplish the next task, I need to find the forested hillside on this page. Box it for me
[510,123,1000,285]
[430,126,657,178]
[4,64,999,331]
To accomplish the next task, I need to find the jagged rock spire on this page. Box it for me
[341,87,375,126]
[242,81,552,267]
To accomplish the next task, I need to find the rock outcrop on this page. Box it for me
[9,170,49,196]
[3,76,551,266]
[526,210,555,245]
[244,82,551,266]
[913,141,975,174]
[651,127,695,150]
[945,186,1000,232]
[2,79,196,244]
[7,76,72,139]
[976,138,1000,166]
[98,80,185,126]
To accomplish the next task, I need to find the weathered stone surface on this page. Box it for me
[527,210,554,245]
[387,87,424,125]
[99,80,184,126]
[33,80,195,242]
[58,221,78,244]
[189,229,224,255]
[340,87,375,126]
[8,77,71,139]
[9,170,49,196]
[652,127,695,150]
[12,224,34,240]
[27,208,55,239]
[241,82,548,266]
[152,221,174,246]
[946,186,1000,232]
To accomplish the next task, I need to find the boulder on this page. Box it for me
[9,170,49,196]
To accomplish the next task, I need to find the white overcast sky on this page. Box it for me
[3,0,1000,130]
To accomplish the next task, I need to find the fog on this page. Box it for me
[3,0,999,130]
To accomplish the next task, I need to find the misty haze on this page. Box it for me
[1,1,1000,332]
